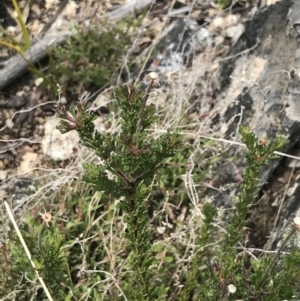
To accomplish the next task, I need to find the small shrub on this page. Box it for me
[51,18,136,91]
[57,74,182,300]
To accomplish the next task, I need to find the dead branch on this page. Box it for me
[0,0,155,90]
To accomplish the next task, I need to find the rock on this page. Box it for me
[16,152,39,176]
[210,0,300,252]
[225,23,244,44]
[41,115,80,161]
[148,18,212,73]
[209,14,239,31]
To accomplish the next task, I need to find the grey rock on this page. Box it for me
[210,0,300,250]
[149,18,212,73]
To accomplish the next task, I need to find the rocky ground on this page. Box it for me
[1,0,298,254]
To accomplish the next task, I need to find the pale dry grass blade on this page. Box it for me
[4,201,54,301]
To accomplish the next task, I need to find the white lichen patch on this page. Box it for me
[41,115,80,160]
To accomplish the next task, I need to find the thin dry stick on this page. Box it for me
[4,201,54,301]
[148,129,300,162]
[37,0,69,39]
[194,134,300,161]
